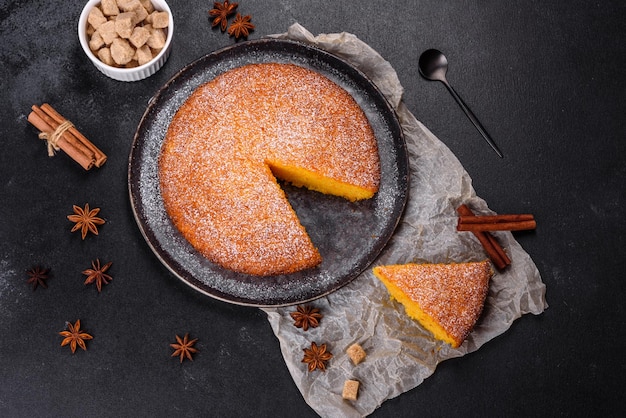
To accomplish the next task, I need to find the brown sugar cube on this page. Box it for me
[99,20,118,45]
[115,12,136,38]
[129,26,151,48]
[117,0,135,11]
[146,27,166,49]
[89,30,105,51]
[150,11,169,29]
[87,24,96,36]
[87,6,107,29]
[125,60,139,68]
[347,343,366,365]
[110,38,135,65]
[120,0,148,23]
[131,5,148,24]
[342,380,360,401]
[135,44,153,65]
[139,0,155,13]
[97,47,114,66]
[114,0,127,10]
[101,0,120,16]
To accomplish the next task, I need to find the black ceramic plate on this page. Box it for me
[128,39,408,307]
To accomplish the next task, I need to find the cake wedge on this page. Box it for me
[373,261,493,348]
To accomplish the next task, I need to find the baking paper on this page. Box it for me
[262,24,547,417]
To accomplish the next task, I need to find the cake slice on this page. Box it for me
[373,261,493,348]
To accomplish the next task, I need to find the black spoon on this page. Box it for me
[418,49,503,158]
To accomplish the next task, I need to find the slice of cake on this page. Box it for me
[373,261,493,348]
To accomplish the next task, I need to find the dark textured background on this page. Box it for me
[1,1,625,416]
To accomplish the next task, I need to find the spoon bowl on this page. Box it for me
[418,49,503,158]
[418,48,449,82]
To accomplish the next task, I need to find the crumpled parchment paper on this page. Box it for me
[262,24,547,418]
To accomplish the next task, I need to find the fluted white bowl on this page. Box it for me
[78,0,173,82]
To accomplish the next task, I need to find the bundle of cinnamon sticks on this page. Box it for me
[27,103,106,170]
[457,204,536,270]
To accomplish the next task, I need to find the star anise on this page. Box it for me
[227,13,254,39]
[26,266,50,290]
[170,333,198,363]
[82,259,112,292]
[67,203,105,240]
[209,0,238,32]
[59,319,93,353]
[290,305,322,331]
[302,342,333,372]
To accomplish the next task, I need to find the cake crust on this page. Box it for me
[159,63,380,276]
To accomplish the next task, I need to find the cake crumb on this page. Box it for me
[342,379,360,401]
[347,343,366,365]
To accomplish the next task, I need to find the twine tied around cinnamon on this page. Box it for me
[39,120,74,156]
[27,103,107,170]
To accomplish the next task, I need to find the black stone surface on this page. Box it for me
[1,1,625,416]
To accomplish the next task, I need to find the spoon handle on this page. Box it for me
[442,81,504,158]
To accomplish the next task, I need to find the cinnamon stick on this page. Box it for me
[40,103,107,167]
[457,219,537,232]
[27,103,107,170]
[27,111,94,170]
[485,233,512,267]
[456,205,511,270]
[30,106,95,162]
[458,214,535,224]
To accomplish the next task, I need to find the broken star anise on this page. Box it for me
[302,342,333,372]
[26,266,50,290]
[227,13,254,39]
[170,333,198,363]
[82,259,112,293]
[67,203,105,240]
[290,305,322,331]
[209,0,238,32]
[59,319,93,353]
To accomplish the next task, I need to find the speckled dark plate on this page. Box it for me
[128,39,408,307]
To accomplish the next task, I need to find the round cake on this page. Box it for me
[159,63,380,276]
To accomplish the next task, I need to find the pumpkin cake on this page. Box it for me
[159,63,380,276]
[373,261,493,347]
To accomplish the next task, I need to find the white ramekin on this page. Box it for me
[78,0,173,82]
